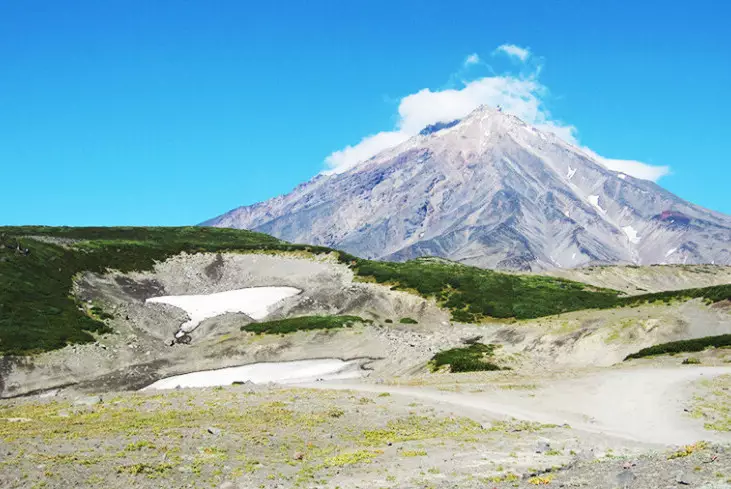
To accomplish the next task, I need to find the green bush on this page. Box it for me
[351,258,731,323]
[429,343,504,373]
[241,315,364,335]
[624,335,731,360]
[399,317,418,324]
[682,357,701,365]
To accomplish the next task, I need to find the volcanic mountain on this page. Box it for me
[204,106,731,270]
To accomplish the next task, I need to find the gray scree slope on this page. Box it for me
[204,106,731,270]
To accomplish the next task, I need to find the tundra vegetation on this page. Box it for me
[241,315,366,335]
[429,343,504,373]
[624,334,731,360]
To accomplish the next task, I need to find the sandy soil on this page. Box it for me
[1,365,730,489]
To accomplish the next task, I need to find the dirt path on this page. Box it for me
[303,366,731,446]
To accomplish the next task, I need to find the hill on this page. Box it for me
[1,226,729,356]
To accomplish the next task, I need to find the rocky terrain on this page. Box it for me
[205,105,731,270]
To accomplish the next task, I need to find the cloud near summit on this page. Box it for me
[324,46,670,182]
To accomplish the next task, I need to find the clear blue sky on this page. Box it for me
[1,0,729,226]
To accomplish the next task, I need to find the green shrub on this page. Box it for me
[624,335,731,360]
[399,317,418,324]
[241,315,364,335]
[384,319,393,324]
[429,343,504,373]
[351,258,731,323]
[682,357,702,365]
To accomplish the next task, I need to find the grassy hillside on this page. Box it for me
[1,226,729,355]
[0,227,333,355]
[349,258,731,322]
[624,334,731,360]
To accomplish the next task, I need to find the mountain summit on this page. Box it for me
[204,106,731,270]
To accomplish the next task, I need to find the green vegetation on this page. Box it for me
[360,414,484,445]
[683,357,702,365]
[351,258,731,323]
[667,442,709,460]
[429,343,504,373]
[624,334,731,360]
[322,450,381,467]
[0,226,338,355]
[2,225,729,356]
[398,317,418,324]
[689,375,731,431]
[241,315,365,335]
[352,259,622,321]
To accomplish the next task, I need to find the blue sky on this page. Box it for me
[1,0,729,226]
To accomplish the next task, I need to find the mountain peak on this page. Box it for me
[205,106,731,270]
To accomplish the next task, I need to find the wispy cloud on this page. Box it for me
[494,44,530,62]
[464,53,480,66]
[323,46,670,182]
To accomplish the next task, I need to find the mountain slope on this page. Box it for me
[204,106,731,270]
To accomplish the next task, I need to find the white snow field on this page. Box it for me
[588,195,607,214]
[142,359,363,390]
[622,225,641,244]
[146,286,301,336]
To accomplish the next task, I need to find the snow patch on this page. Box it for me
[588,195,606,214]
[142,359,363,390]
[622,225,641,244]
[617,173,627,180]
[147,287,301,336]
[665,248,677,257]
[566,167,576,180]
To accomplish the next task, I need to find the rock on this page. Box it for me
[219,482,235,489]
[461,335,482,344]
[57,410,70,418]
[676,471,699,486]
[73,395,102,407]
[293,451,305,461]
[615,469,636,488]
[207,427,222,436]
[535,441,551,454]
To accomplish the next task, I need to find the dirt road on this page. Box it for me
[304,366,731,446]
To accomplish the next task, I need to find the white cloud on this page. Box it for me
[494,44,530,62]
[324,131,409,173]
[464,53,480,66]
[581,149,671,181]
[323,46,670,182]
